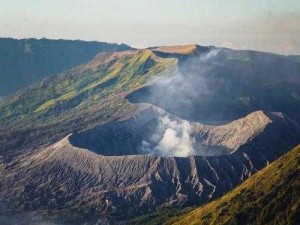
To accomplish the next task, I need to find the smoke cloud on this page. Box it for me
[128,48,222,124]
[134,49,223,157]
[139,116,196,157]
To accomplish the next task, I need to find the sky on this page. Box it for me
[0,0,299,55]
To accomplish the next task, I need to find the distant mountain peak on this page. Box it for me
[153,44,199,54]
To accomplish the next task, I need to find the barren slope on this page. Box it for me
[0,107,299,223]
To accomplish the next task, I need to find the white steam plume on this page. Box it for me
[139,116,195,157]
[137,49,222,157]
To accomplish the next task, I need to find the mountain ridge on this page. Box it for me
[0,38,132,96]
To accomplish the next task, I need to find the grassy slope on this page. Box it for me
[0,38,131,96]
[166,145,300,225]
[0,49,176,125]
[127,207,194,225]
[153,44,199,54]
[0,49,177,156]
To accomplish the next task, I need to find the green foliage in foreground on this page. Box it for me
[168,145,300,225]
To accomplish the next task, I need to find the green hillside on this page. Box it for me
[167,145,300,225]
[0,49,176,124]
[0,49,177,157]
[0,38,131,96]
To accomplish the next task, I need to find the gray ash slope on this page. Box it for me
[1,104,300,223]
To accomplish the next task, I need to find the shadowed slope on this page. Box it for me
[128,48,300,124]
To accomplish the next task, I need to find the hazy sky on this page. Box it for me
[0,0,299,54]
